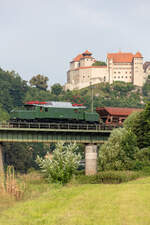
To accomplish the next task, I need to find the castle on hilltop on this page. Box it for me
[65,50,150,90]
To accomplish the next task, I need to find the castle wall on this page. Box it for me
[109,62,133,83]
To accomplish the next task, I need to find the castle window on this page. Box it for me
[114,76,116,79]
[126,76,127,78]
[122,76,123,78]
[104,76,106,81]
[118,76,120,78]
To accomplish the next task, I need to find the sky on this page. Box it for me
[0,0,150,87]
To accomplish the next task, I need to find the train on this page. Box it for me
[10,101,99,124]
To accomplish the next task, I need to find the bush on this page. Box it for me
[36,143,81,184]
[75,171,140,184]
[133,147,150,171]
[98,128,139,171]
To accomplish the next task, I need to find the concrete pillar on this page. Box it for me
[85,144,97,175]
[0,143,4,174]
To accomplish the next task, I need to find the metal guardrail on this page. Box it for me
[0,122,121,131]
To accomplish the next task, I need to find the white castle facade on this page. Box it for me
[65,50,150,90]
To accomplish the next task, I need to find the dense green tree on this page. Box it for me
[123,111,142,132]
[0,104,10,121]
[29,74,49,91]
[51,83,63,95]
[3,143,49,173]
[142,76,150,97]
[98,128,139,170]
[0,68,28,111]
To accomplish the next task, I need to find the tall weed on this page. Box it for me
[0,166,25,200]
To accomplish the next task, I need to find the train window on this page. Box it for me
[45,108,48,112]
[74,109,78,113]
[40,107,43,112]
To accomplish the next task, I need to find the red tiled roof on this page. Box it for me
[107,51,143,63]
[73,54,83,62]
[72,50,92,62]
[107,52,134,63]
[134,52,142,58]
[96,107,142,116]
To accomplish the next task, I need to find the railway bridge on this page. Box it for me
[0,122,114,175]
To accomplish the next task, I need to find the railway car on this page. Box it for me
[10,101,99,124]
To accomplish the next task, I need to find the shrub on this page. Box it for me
[133,147,150,171]
[75,171,140,184]
[98,128,139,171]
[36,143,81,184]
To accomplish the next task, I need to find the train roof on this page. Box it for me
[25,101,86,109]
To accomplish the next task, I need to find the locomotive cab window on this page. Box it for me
[45,108,48,112]
[40,107,43,112]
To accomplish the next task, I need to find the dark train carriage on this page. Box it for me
[96,107,143,126]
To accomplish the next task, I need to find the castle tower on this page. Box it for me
[133,52,144,86]
[80,50,95,67]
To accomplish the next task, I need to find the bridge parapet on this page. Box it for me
[0,122,112,144]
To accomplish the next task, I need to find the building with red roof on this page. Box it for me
[65,50,148,91]
[96,107,143,125]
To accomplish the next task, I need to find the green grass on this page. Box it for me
[1,173,150,225]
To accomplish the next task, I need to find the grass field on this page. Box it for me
[0,173,150,225]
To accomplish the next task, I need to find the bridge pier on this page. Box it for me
[0,143,4,174]
[85,144,97,175]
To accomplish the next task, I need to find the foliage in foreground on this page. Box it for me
[75,171,140,184]
[36,143,81,184]
[98,128,139,171]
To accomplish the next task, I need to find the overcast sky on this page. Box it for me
[0,0,150,87]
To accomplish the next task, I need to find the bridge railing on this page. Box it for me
[0,122,121,131]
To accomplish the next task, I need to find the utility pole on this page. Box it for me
[90,81,93,112]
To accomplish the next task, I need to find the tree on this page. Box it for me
[0,68,28,112]
[3,143,49,173]
[36,143,81,184]
[98,128,139,170]
[142,76,150,97]
[29,74,49,90]
[123,111,141,132]
[92,61,107,66]
[0,104,9,121]
[51,83,63,95]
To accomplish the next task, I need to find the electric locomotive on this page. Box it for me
[10,101,99,124]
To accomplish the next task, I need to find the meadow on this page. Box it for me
[0,172,150,225]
